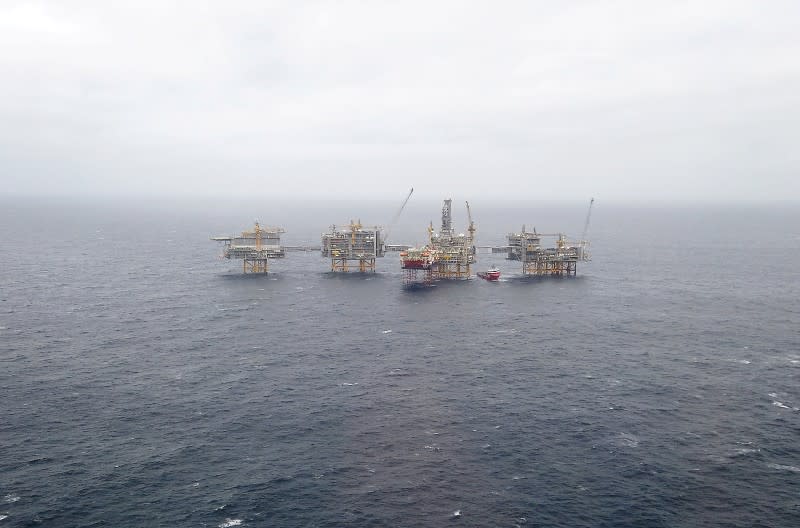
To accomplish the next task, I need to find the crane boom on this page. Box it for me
[581,197,594,242]
[384,187,414,242]
[465,201,475,240]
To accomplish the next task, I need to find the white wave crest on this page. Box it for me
[767,463,800,473]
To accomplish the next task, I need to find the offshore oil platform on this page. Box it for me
[505,198,593,276]
[210,195,593,282]
[321,221,384,272]
[399,199,476,285]
[211,222,285,273]
[506,229,588,276]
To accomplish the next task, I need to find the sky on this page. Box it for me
[1,0,799,202]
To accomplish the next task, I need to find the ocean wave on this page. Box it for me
[615,433,640,448]
[732,448,760,457]
[767,463,800,473]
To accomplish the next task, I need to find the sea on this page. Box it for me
[1,197,798,527]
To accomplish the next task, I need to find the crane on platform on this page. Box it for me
[581,198,594,242]
[254,221,262,251]
[465,201,476,241]
[349,219,362,245]
[383,187,414,243]
[577,197,594,261]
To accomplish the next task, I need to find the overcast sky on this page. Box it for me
[1,1,798,202]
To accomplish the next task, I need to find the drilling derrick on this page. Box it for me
[321,220,384,272]
[429,199,475,279]
[440,199,453,237]
[212,222,286,273]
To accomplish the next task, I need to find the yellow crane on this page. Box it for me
[465,201,476,241]
[254,221,262,251]
[349,219,362,245]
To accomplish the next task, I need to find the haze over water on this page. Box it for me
[1,198,799,527]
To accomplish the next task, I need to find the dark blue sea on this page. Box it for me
[1,197,798,527]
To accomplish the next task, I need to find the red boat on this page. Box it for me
[477,266,501,281]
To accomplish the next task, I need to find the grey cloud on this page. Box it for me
[1,0,798,201]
